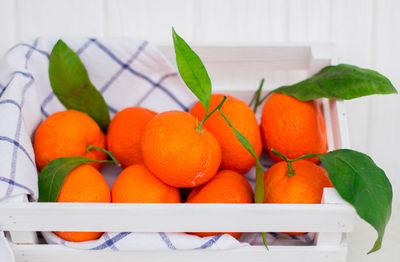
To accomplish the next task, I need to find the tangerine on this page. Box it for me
[111,164,180,203]
[141,111,221,188]
[55,164,111,242]
[107,107,157,168]
[186,170,253,239]
[260,93,327,163]
[263,159,333,235]
[190,94,262,174]
[33,110,107,170]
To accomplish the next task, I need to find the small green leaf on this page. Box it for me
[38,156,111,202]
[319,149,393,253]
[49,40,110,132]
[172,28,212,113]
[272,64,397,101]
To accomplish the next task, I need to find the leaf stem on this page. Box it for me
[271,149,320,177]
[261,232,269,251]
[249,78,264,107]
[249,78,266,113]
[290,153,320,162]
[271,149,295,177]
[196,96,227,133]
[86,145,121,167]
[219,108,268,250]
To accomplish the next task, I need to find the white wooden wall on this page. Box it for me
[0,0,399,261]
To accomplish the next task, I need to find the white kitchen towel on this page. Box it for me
[0,38,313,255]
[42,232,247,250]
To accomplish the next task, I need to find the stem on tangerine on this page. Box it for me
[86,145,121,167]
[271,149,295,177]
[196,96,227,133]
[271,149,321,177]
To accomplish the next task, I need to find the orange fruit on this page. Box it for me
[141,111,221,188]
[55,164,111,242]
[107,107,157,168]
[33,110,107,171]
[186,170,254,239]
[263,159,333,235]
[190,94,262,174]
[111,164,180,203]
[260,93,327,163]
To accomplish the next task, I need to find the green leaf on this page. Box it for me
[319,149,393,253]
[49,40,110,132]
[172,28,212,113]
[38,156,111,202]
[272,64,397,101]
[249,78,266,113]
[219,109,267,249]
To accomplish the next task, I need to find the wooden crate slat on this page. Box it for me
[0,188,355,232]
[11,242,347,262]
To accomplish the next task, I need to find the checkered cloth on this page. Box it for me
[0,38,313,255]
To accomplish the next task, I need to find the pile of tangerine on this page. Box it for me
[33,93,331,242]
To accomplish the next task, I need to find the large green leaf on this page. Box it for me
[172,28,212,113]
[38,156,111,202]
[49,40,110,132]
[319,149,393,253]
[272,64,397,101]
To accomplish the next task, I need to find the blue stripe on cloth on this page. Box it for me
[0,99,22,110]
[100,41,148,94]
[196,234,222,249]
[0,176,34,196]
[0,82,10,98]
[187,100,197,112]
[135,72,178,108]
[107,105,117,114]
[7,43,50,59]
[90,39,188,111]
[76,39,93,55]
[103,233,118,251]
[0,136,35,166]
[13,71,34,79]
[158,232,176,250]
[0,71,33,98]
[150,79,188,111]
[25,38,39,69]
[6,76,35,197]
[90,232,131,250]
[40,93,53,117]
[1,77,13,93]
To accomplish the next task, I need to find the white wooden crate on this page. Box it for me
[0,43,356,262]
